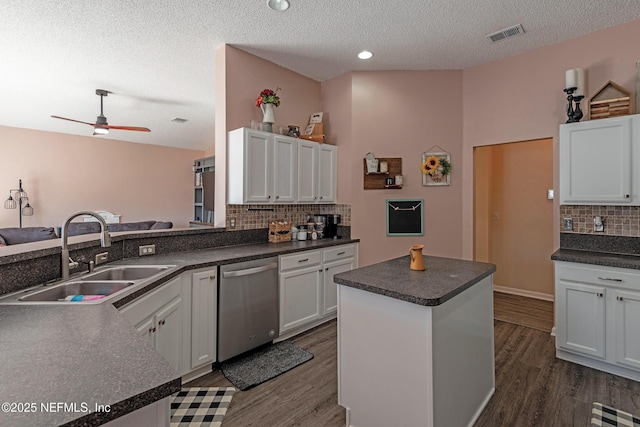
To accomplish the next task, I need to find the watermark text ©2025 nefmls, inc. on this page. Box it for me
[2,401,111,414]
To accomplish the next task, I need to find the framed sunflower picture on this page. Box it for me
[421,151,452,186]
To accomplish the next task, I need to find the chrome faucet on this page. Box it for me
[60,211,111,279]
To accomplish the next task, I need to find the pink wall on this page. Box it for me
[343,70,463,266]
[461,19,640,259]
[0,126,201,229]
[214,45,323,226]
[321,72,353,204]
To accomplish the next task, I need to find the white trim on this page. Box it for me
[493,284,554,302]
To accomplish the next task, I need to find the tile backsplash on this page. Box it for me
[226,204,351,230]
[560,205,640,236]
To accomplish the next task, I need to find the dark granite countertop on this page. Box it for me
[334,255,495,306]
[0,238,359,426]
[0,304,180,427]
[551,248,640,270]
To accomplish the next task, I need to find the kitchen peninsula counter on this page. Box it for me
[0,238,359,427]
[334,255,496,427]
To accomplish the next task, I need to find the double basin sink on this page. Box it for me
[0,265,175,305]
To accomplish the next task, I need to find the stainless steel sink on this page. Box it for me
[80,266,172,281]
[18,281,135,302]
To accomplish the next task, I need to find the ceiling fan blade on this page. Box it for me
[104,125,151,132]
[51,115,95,126]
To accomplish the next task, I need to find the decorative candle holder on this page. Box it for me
[563,87,584,123]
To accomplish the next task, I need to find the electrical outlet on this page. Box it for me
[139,244,156,256]
[594,216,604,232]
[95,252,109,265]
[229,217,236,229]
[563,218,573,231]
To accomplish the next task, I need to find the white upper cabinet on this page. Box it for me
[297,140,318,203]
[560,115,638,205]
[318,144,337,203]
[228,128,336,204]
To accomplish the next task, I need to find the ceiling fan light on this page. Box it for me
[267,0,289,11]
[93,127,109,136]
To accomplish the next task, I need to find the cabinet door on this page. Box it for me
[279,266,322,332]
[134,316,156,347]
[297,140,318,203]
[323,257,355,316]
[613,289,640,370]
[556,280,606,359]
[245,131,273,203]
[155,296,183,372]
[317,144,337,203]
[273,136,297,203]
[559,117,632,204]
[191,269,217,369]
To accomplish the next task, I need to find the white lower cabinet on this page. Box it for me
[189,268,217,370]
[120,276,184,373]
[119,267,218,382]
[279,243,358,339]
[555,261,640,380]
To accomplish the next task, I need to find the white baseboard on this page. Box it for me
[493,285,554,302]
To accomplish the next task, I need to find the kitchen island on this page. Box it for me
[334,255,496,427]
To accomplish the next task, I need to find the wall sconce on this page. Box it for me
[4,179,34,228]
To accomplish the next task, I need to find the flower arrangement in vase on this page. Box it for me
[255,87,281,132]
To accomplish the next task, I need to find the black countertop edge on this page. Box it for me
[62,378,182,427]
[551,248,640,270]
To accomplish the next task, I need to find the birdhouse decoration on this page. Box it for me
[589,80,633,120]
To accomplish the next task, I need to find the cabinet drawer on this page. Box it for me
[556,262,640,291]
[324,244,356,263]
[280,250,322,272]
[119,277,182,325]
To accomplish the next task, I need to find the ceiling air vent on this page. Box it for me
[171,117,188,123]
[486,24,525,43]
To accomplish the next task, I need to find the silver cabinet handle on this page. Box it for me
[337,251,346,256]
[222,263,278,278]
[298,258,309,263]
[598,277,623,282]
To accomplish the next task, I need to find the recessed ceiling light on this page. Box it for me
[358,50,374,60]
[267,0,290,11]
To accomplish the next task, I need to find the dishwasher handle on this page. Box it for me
[222,262,278,278]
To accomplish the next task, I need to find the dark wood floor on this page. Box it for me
[188,293,640,426]
[493,291,554,332]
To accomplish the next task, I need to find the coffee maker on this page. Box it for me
[325,214,341,239]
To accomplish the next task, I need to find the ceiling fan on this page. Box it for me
[51,89,151,136]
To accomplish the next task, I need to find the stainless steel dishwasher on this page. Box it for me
[218,257,279,362]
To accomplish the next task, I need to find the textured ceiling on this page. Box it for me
[1,0,639,151]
